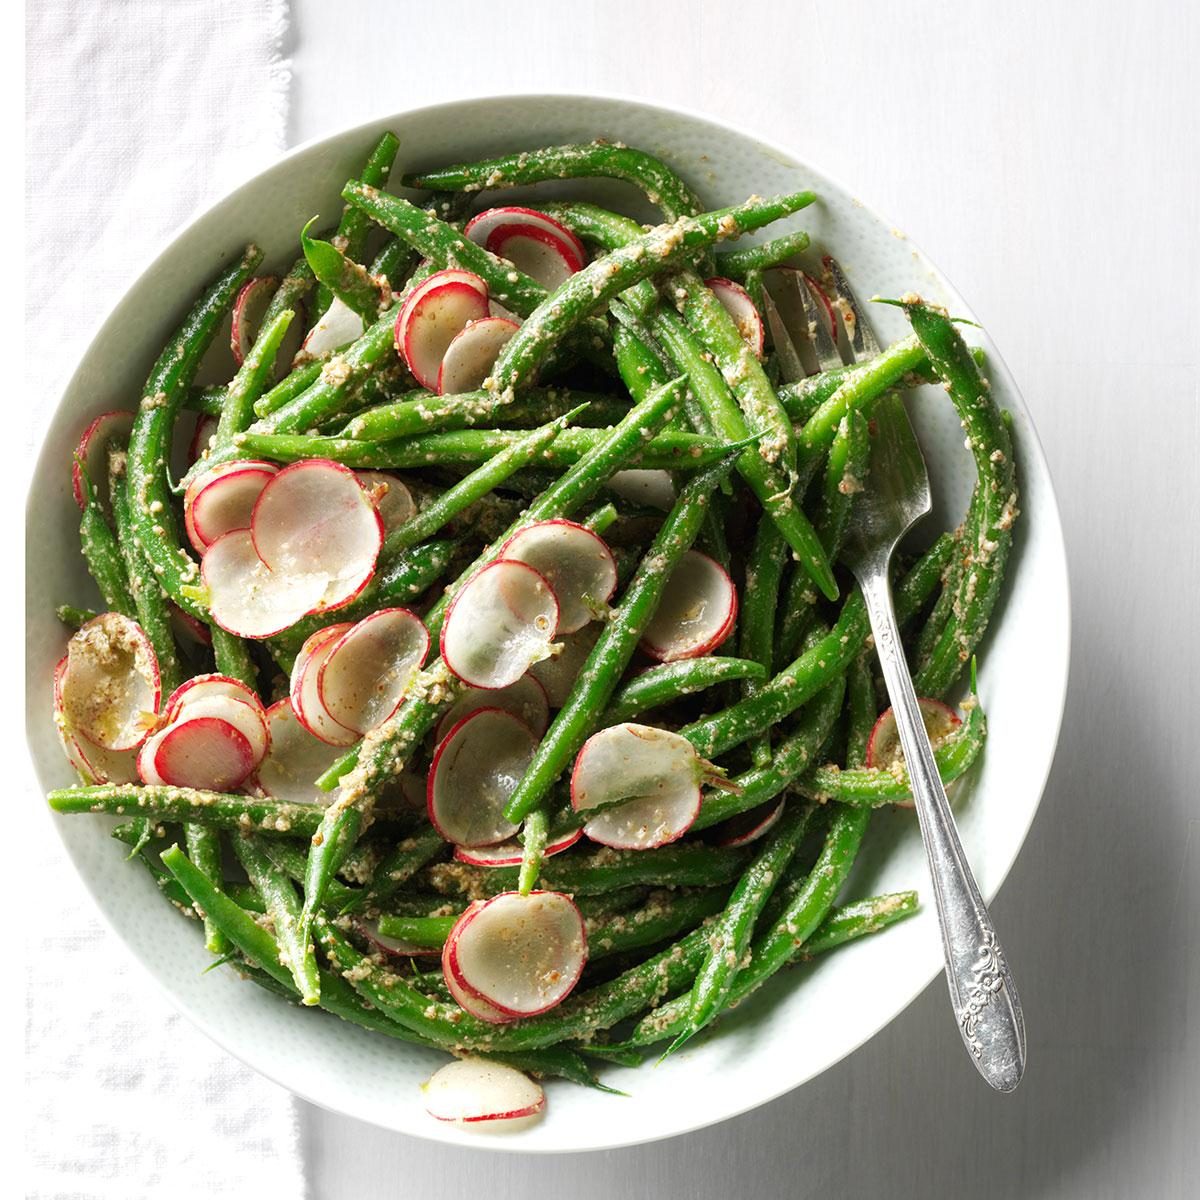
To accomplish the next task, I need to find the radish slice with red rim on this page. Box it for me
[640,550,738,662]
[187,414,220,468]
[164,672,260,721]
[355,471,416,535]
[357,917,439,959]
[484,224,583,291]
[500,519,617,634]
[169,603,212,648]
[203,528,329,638]
[606,468,676,511]
[184,460,279,553]
[427,708,535,847]
[436,317,519,395]
[572,723,717,850]
[59,613,160,752]
[149,714,256,791]
[250,458,383,613]
[230,275,279,366]
[135,726,169,786]
[257,699,346,805]
[168,693,269,768]
[442,955,518,1025]
[452,826,582,868]
[464,206,587,265]
[423,1059,544,1126]
[866,698,962,807]
[440,560,557,689]
[435,674,549,743]
[297,296,364,363]
[72,410,134,512]
[289,624,358,746]
[528,623,599,708]
[316,608,429,735]
[705,276,765,358]
[394,269,490,390]
[53,656,139,784]
[711,798,785,848]
[445,890,587,1017]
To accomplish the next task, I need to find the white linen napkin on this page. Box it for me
[24,3,305,1197]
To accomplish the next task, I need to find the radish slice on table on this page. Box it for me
[230,275,279,366]
[203,528,329,638]
[866,699,962,807]
[711,798,785,848]
[289,624,358,746]
[442,950,518,1025]
[464,206,587,265]
[422,1059,544,1127]
[53,656,139,784]
[256,699,346,804]
[297,295,364,362]
[639,550,738,662]
[427,708,535,847]
[571,723,722,850]
[435,674,550,743]
[453,826,582,868]
[251,458,383,613]
[444,890,587,1017]
[148,714,256,791]
[316,608,429,735]
[167,693,269,768]
[59,613,160,752]
[71,410,134,511]
[394,269,490,390]
[184,460,279,553]
[187,414,220,467]
[528,623,599,708]
[355,470,416,535]
[484,224,584,291]
[440,560,558,689]
[705,276,765,358]
[437,317,519,395]
[606,468,676,511]
[358,917,439,959]
[500,519,617,634]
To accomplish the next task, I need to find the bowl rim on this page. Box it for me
[25,89,1072,1153]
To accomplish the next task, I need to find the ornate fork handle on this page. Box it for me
[859,568,1027,1091]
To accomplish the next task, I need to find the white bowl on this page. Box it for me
[24,95,1069,1153]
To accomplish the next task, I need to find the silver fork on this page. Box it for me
[765,261,1026,1092]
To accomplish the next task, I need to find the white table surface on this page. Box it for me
[286,1,1199,1195]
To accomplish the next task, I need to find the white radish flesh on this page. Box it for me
[442,958,518,1025]
[169,693,269,768]
[316,608,429,735]
[53,657,139,784]
[164,673,260,721]
[866,698,962,808]
[528,623,599,708]
[712,798,785,848]
[135,726,169,786]
[606,468,676,511]
[446,890,587,1016]
[436,317,519,395]
[422,1059,544,1126]
[435,674,550,743]
[289,625,358,746]
[185,460,278,552]
[572,723,706,850]
[640,550,738,662]
[72,410,134,512]
[500,520,617,634]
[440,560,557,690]
[256,699,346,805]
[395,270,489,390]
[427,708,535,847]
[705,276,765,357]
[150,715,256,792]
[453,827,582,868]
[464,207,587,265]
[485,224,583,291]
[297,295,365,362]
[355,471,416,535]
[230,275,279,366]
[60,614,160,752]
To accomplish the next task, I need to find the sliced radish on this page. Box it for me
[256,699,346,805]
[464,207,587,265]
[167,693,269,768]
[203,528,329,638]
[53,656,139,784]
[355,470,416,535]
[427,708,535,847]
[640,550,738,662]
[435,674,549,743]
[71,410,134,512]
[394,269,489,391]
[866,698,963,807]
[571,723,716,850]
[705,276,765,358]
[500,520,617,634]
[230,275,280,366]
[437,317,519,395]
[135,726,169,786]
[358,917,439,959]
[528,623,599,708]
[484,224,583,291]
[442,953,518,1025]
[251,458,383,613]
[453,826,582,868]
[440,560,557,690]
[316,608,429,735]
[422,1059,544,1126]
[164,672,260,721]
[606,468,676,511]
[169,603,212,648]
[187,414,220,467]
[184,460,279,553]
[289,624,358,747]
[148,714,256,791]
[445,890,586,1017]
[297,295,364,362]
[711,798,785,847]
[59,613,160,752]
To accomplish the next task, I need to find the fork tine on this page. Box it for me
[796,274,844,371]
[760,288,808,383]
[821,256,881,359]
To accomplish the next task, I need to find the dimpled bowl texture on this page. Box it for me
[24,95,1069,1152]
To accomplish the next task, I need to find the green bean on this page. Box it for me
[248,838,361,913]
[582,502,619,535]
[502,452,738,825]
[715,230,812,277]
[517,807,549,896]
[209,307,297,454]
[369,236,417,292]
[75,462,136,618]
[374,913,456,948]
[815,408,870,558]
[185,385,226,417]
[183,823,228,955]
[775,564,819,665]
[232,835,320,1004]
[666,802,815,1055]
[253,359,323,418]
[210,625,258,691]
[56,604,99,629]
[262,258,316,348]
[601,657,769,725]
[897,532,955,624]
[351,827,447,913]
[739,515,788,766]
[842,652,879,773]
[303,219,386,323]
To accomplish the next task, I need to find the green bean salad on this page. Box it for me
[47,133,1015,1129]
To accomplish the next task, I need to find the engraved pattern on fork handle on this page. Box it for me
[859,569,1027,1092]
